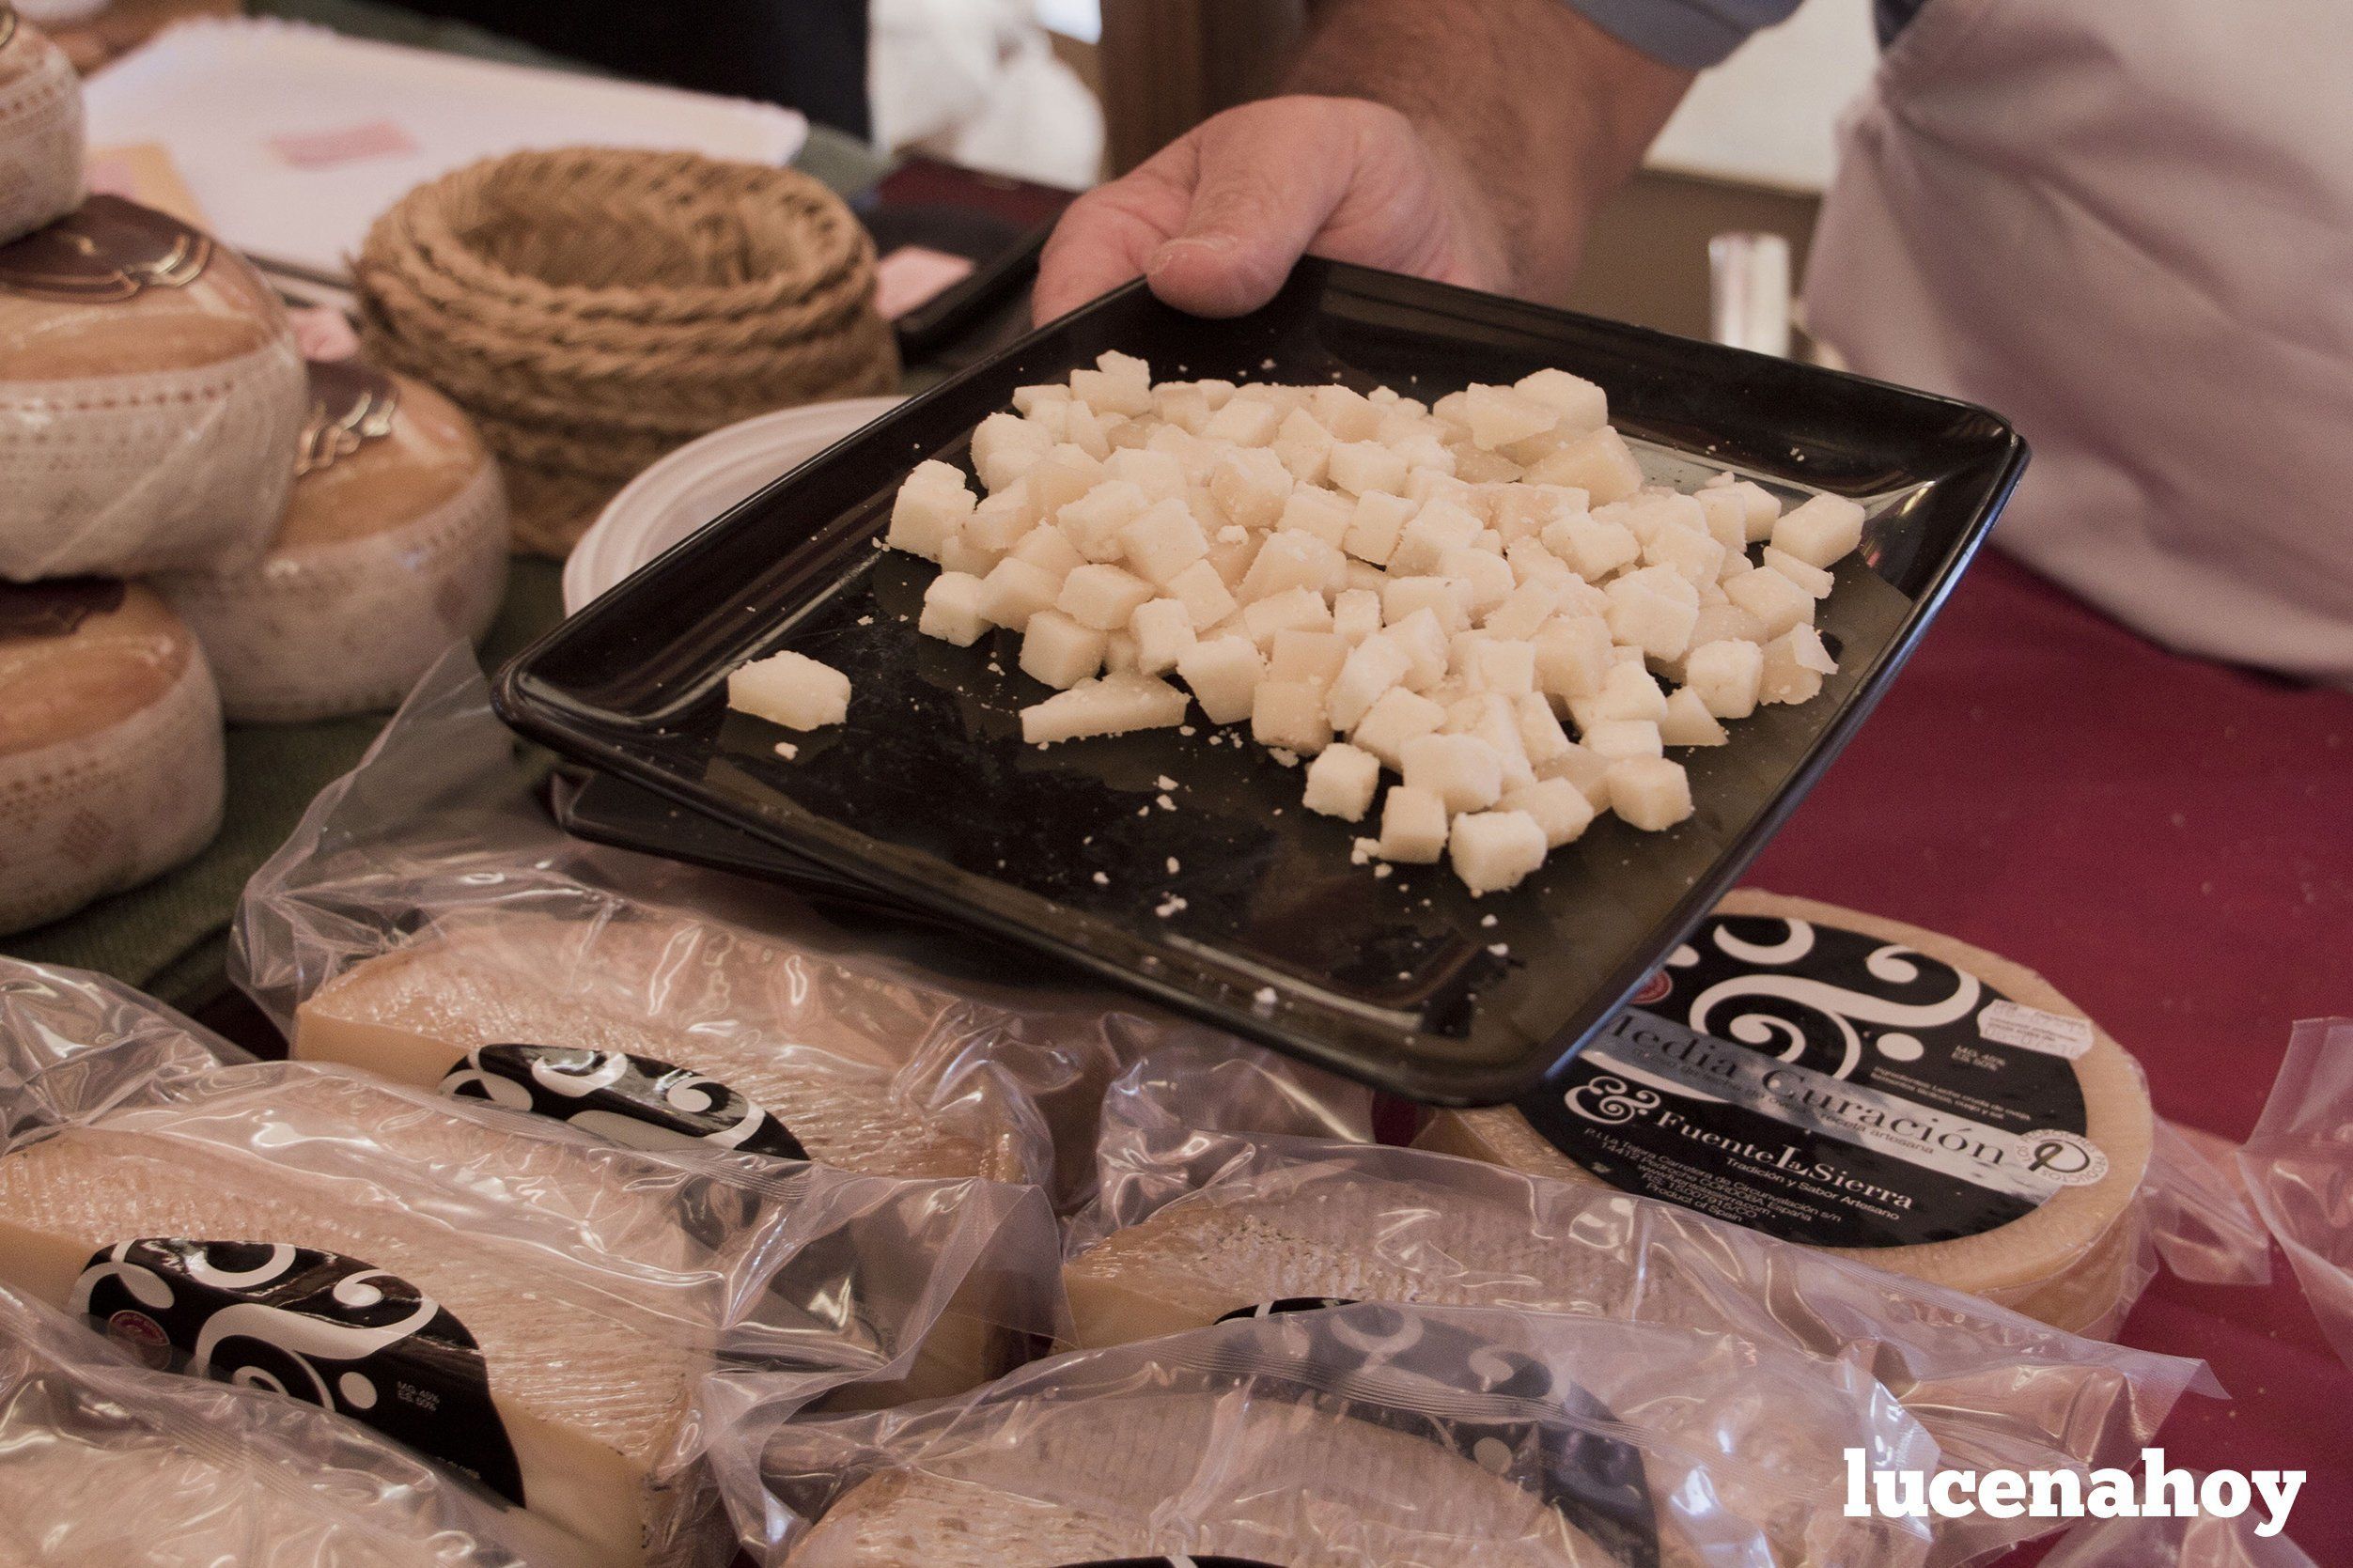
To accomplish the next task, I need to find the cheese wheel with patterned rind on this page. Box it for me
[159,365,510,722]
[0,13,82,245]
[0,583,224,936]
[1418,891,2156,1336]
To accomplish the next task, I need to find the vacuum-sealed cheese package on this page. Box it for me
[0,11,82,244]
[1068,1096,2210,1568]
[0,956,1066,1568]
[234,651,1339,1207]
[0,581,225,936]
[2238,1017,2353,1372]
[2038,1494,2318,1568]
[0,1281,593,1567]
[703,1302,1939,1568]
[0,194,305,580]
[1419,891,2266,1336]
[159,360,510,722]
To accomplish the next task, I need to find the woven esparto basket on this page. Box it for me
[355,147,899,555]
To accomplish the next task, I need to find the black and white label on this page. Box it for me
[1519,912,2101,1250]
[1215,1302,1659,1568]
[440,1043,808,1162]
[72,1240,524,1503]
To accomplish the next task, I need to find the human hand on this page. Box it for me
[1033,95,1511,323]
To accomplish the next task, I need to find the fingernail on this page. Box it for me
[1149,234,1238,272]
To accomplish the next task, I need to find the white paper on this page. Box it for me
[84,18,809,281]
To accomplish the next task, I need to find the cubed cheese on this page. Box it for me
[1483,578,1563,641]
[1102,446,1188,501]
[1058,563,1158,631]
[1437,547,1516,620]
[1381,576,1473,635]
[1582,719,1663,761]
[1683,638,1766,719]
[1237,531,1343,604]
[1268,629,1348,689]
[1761,545,1835,599]
[1241,584,1334,646]
[1329,440,1410,497]
[1608,756,1695,831]
[1343,490,1417,566]
[1386,607,1452,691]
[1500,777,1596,847]
[1588,660,1669,722]
[887,460,977,558]
[1332,587,1384,644]
[1271,409,1337,484]
[1544,511,1642,581]
[1513,368,1608,436]
[1400,733,1504,815]
[1020,672,1189,743]
[1302,743,1382,821]
[1019,610,1107,689]
[1376,784,1450,862]
[1327,634,1412,731]
[1252,679,1334,755]
[918,570,990,646]
[1533,615,1613,700]
[1057,481,1152,562]
[1461,384,1558,451]
[1130,598,1197,675]
[1351,686,1446,768]
[1165,558,1239,629]
[1771,494,1865,568]
[1759,624,1839,706]
[1450,809,1548,893]
[1524,427,1643,504]
[727,650,849,731]
[1202,396,1282,447]
[1389,499,1483,575]
[1723,567,1815,640]
[1176,635,1265,724]
[1465,637,1536,699]
[1209,447,1295,530]
[1660,686,1729,746]
[1515,691,1575,768]
[1116,497,1209,584]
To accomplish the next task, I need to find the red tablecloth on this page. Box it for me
[1749,549,2353,1560]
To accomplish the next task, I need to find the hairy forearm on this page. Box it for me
[1286,0,1693,303]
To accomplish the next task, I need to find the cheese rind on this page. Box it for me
[0,19,82,245]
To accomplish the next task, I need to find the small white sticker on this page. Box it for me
[1978,1001,2096,1060]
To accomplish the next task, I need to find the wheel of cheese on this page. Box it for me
[0,194,305,580]
[0,11,82,245]
[1420,891,2156,1335]
[158,362,510,722]
[0,582,224,936]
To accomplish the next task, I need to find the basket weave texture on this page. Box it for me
[355,147,898,555]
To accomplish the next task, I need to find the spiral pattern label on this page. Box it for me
[1518,912,2096,1250]
[440,1042,808,1161]
[72,1240,524,1503]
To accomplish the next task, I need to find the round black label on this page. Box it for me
[1517,911,2101,1250]
[439,1043,808,1162]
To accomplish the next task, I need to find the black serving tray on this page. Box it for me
[497,261,2024,1105]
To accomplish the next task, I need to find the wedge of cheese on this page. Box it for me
[160,364,509,722]
[0,1074,738,1568]
[783,1390,1613,1568]
[0,1283,590,1568]
[1420,891,2157,1335]
[293,908,1029,1185]
[0,583,224,936]
[0,14,82,244]
[0,196,305,580]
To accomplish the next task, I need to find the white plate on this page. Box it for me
[562,396,905,615]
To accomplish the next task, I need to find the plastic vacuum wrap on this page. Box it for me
[0,956,1065,1568]
[1069,1073,2211,1568]
[700,1302,1940,1568]
[2237,1017,2353,1371]
[0,1280,595,1567]
[0,12,83,244]
[0,194,305,580]
[233,650,1355,1209]
[2037,1488,2318,1568]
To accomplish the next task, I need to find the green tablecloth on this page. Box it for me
[3,8,895,1010]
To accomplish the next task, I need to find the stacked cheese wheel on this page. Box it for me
[0,10,81,245]
[1420,892,2158,1334]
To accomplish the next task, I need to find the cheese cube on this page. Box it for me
[1026,448,1104,517]
[1056,481,1152,563]
[1302,743,1382,821]
[1019,610,1107,689]
[1660,686,1729,746]
[1276,485,1354,547]
[727,650,849,731]
[1461,384,1558,451]
[1582,719,1663,761]
[1533,615,1613,700]
[1525,427,1643,504]
[1012,382,1071,416]
[1209,447,1295,530]
[1401,733,1504,814]
[887,460,977,559]
[1116,497,1209,585]
[1759,625,1839,706]
[1009,524,1083,582]
[1203,396,1282,447]
[937,531,1007,579]
[1070,361,1153,421]
[1500,777,1597,848]
[1644,522,1726,590]
[1205,523,1260,589]
[1100,446,1187,502]
[1241,584,1334,646]
[1343,490,1417,566]
[1271,409,1337,484]
[1515,691,1575,768]
[1252,679,1333,754]
[1514,368,1609,436]
[1605,569,1701,662]
[1381,576,1473,635]
[1582,660,1664,723]
[1389,499,1484,575]
[1450,809,1549,893]
[1466,637,1536,699]
[1058,563,1158,631]
[1718,478,1783,542]
[1176,635,1264,724]
[1438,547,1517,620]
[977,557,1065,632]
[965,482,1040,554]
[1608,756,1695,831]
[1326,634,1412,730]
[1683,638,1766,719]
[1771,494,1866,568]
[1130,598,1198,675]
[1020,671,1189,743]
[1723,567,1815,639]
[1193,379,1239,410]
[1488,484,1582,544]
[1329,441,1410,497]
[1484,579,1564,642]
[1694,487,1752,554]
[1544,512,1641,581]
[971,413,1056,491]
[918,570,990,646]
[1376,784,1451,862]
[1165,558,1239,629]
[1459,694,1537,787]
[1332,587,1383,644]
[1301,384,1373,440]
[1238,531,1342,604]
[1691,601,1770,651]
[1762,545,1835,599]
[1268,629,1348,689]
[1348,686,1441,768]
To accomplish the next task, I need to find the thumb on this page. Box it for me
[1145,103,1353,318]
